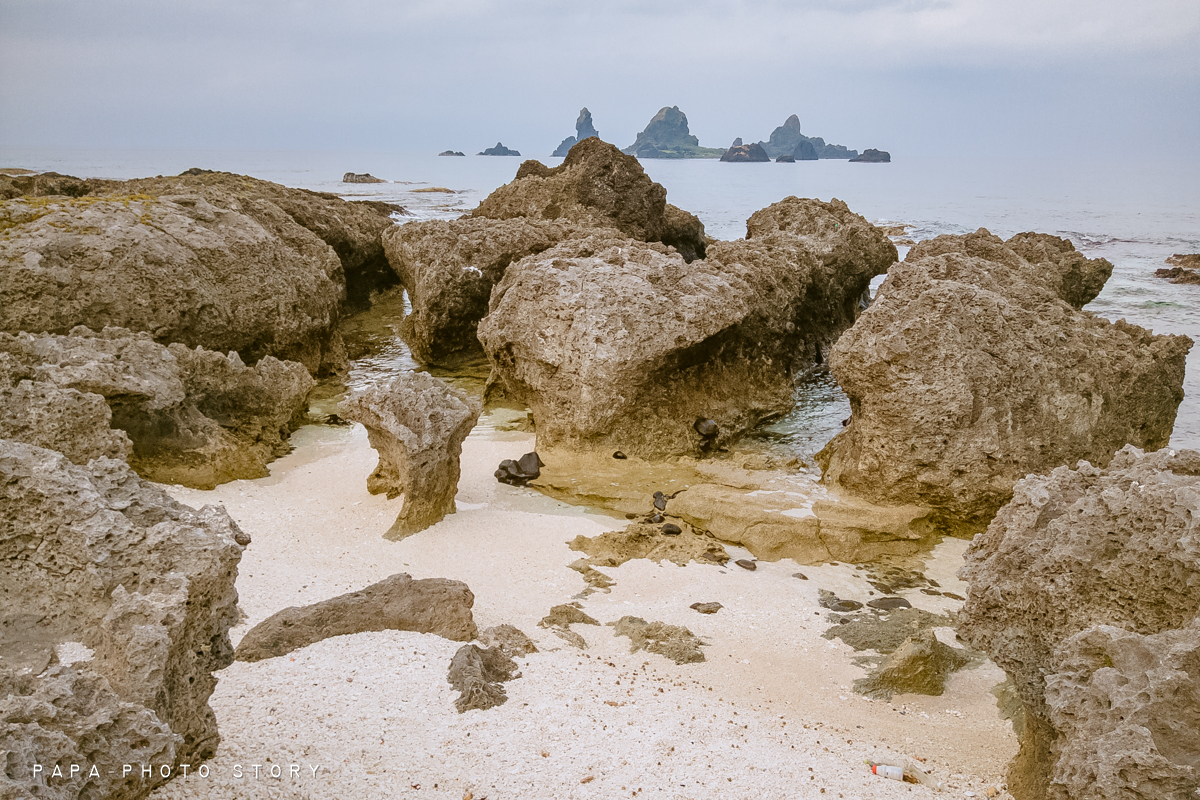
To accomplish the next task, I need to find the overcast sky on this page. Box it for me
[2,0,1197,158]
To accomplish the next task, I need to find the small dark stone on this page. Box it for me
[661,523,682,536]
[693,418,719,438]
[942,592,965,601]
[649,514,664,524]
[735,559,757,571]
[867,597,913,611]
[832,600,864,612]
[625,513,638,519]
[653,491,667,511]
[841,418,850,427]
[495,452,544,486]
[323,413,351,426]
[517,451,543,476]
[690,602,723,614]
[792,572,808,580]
[613,451,627,459]
[920,588,944,596]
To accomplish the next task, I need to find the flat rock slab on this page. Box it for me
[235,573,477,662]
[611,616,706,664]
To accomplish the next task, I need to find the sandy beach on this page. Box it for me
[146,421,1017,800]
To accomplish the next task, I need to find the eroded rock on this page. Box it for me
[855,629,973,700]
[447,643,519,712]
[611,616,706,664]
[340,372,480,538]
[819,229,1190,527]
[958,445,1200,799]
[0,439,246,790]
[479,207,894,458]
[0,327,313,489]
[235,573,477,662]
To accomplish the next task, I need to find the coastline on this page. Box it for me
[148,421,1015,799]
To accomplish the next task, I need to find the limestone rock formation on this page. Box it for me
[1157,254,1200,285]
[552,107,601,157]
[720,141,770,162]
[447,643,518,712]
[818,229,1189,527]
[622,106,725,159]
[958,445,1200,799]
[472,138,708,261]
[611,616,706,664]
[382,217,588,364]
[236,573,478,662]
[0,170,404,370]
[0,327,314,489]
[849,149,891,163]
[339,372,480,538]
[343,172,385,183]
[479,199,895,458]
[479,143,521,156]
[854,629,973,700]
[0,439,247,794]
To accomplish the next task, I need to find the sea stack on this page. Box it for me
[552,107,601,157]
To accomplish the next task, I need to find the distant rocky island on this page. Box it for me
[719,139,770,163]
[552,108,600,157]
[343,172,385,183]
[479,143,520,156]
[850,149,891,163]
[757,114,859,160]
[622,106,726,159]
[439,150,466,157]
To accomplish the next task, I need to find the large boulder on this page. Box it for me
[339,371,480,538]
[479,200,895,458]
[0,170,404,374]
[472,137,707,261]
[958,446,1200,799]
[235,573,477,663]
[382,217,591,364]
[817,229,1189,527]
[0,439,247,796]
[0,327,313,489]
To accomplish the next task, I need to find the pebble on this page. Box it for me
[661,523,682,536]
[689,602,722,614]
[792,572,808,580]
[693,418,718,438]
[735,559,757,571]
[613,451,627,459]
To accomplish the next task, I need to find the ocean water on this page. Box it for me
[4,146,1199,456]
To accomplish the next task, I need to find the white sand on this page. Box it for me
[149,423,1016,800]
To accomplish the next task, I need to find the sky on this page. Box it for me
[1,0,1198,159]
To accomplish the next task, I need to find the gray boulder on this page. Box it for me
[0,439,247,795]
[236,573,477,663]
[479,200,894,458]
[959,445,1200,799]
[0,327,314,490]
[818,229,1189,527]
[339,372,481,538]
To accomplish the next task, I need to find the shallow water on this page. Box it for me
[5,146,1198,453]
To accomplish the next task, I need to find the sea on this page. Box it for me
[4,145,1199,460]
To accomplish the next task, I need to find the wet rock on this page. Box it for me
[611,616,706,664]
[819,590,862,612]
[473,138,708,261]
[479,143,521,156]
[958,445,1200,800]
[661,522,682,536]
[735,559,757,571]
[690,602,722,614]
[0,170,404,372]
[613,451,627,459]
[343,172,385,183]
[0,327,313,489]
[867,597,913,611]
[0,439,246,790]
[1155,265,1200,284]
[855,630,973,700]
[478,624,538,657]
[340,372,480,538]
[849,149,891,163]
[480,202,894,458]
[447,643,518,712]
[819,229,1189,528]
[720,142,770,162]
[495,451,544,486]
[236,573,477,662]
